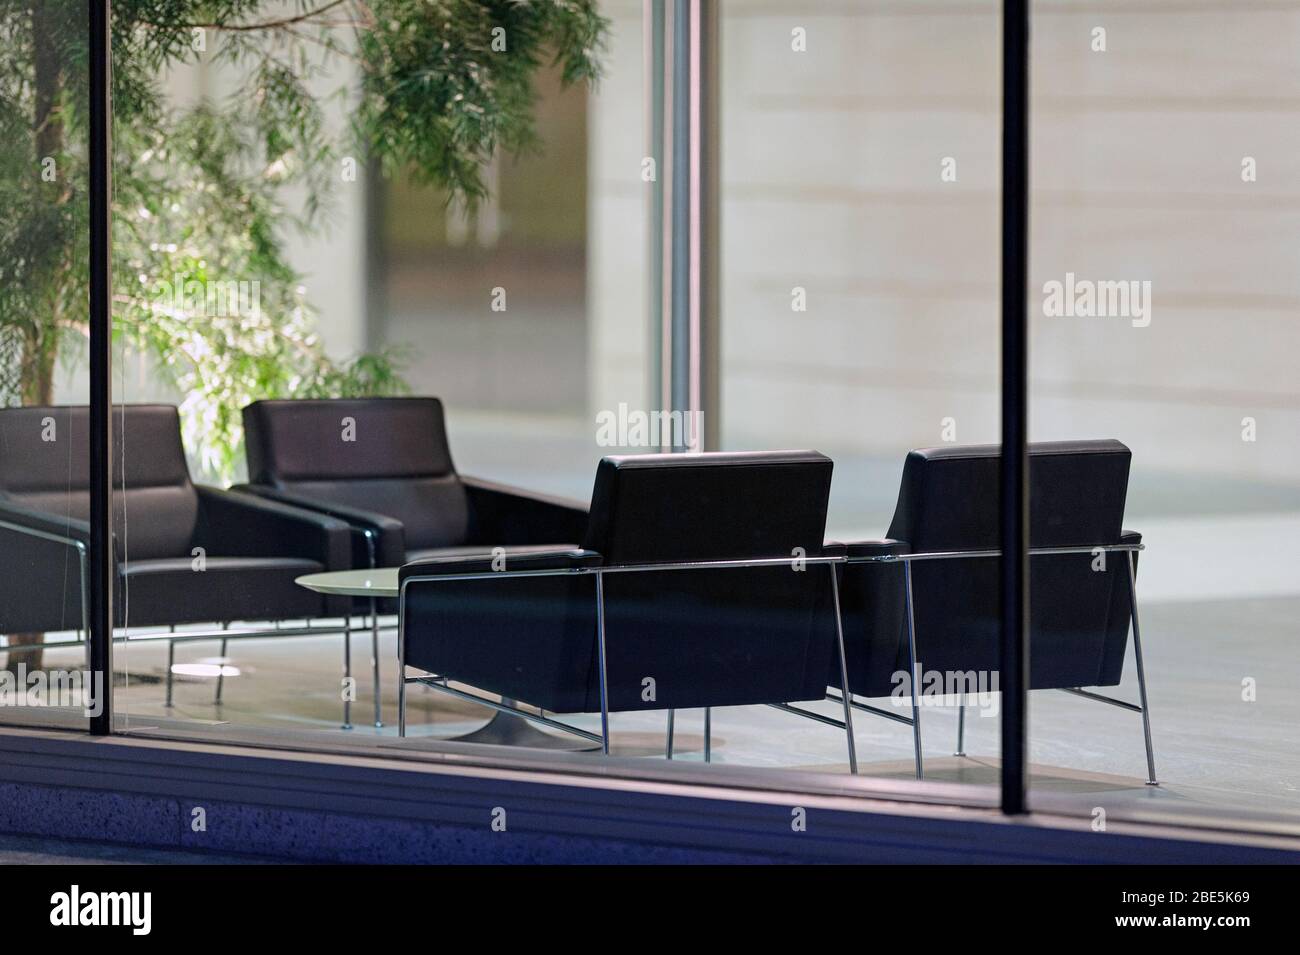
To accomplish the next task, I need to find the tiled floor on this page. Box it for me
[11,590,1280,825]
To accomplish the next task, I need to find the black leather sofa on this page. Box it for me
[0,405,352,697]
[835,439,1154,782]
[398,450,860,766]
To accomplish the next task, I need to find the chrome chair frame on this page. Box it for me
[841,541,1155,785]
[0,518,90,670]
[0,518,376,729]
[398,555,860,772]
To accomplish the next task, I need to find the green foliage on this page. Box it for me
[357,0,604,200]
[0,0,606,480]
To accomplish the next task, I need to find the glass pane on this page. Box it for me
[1027,2,1300,823]
[0,0,94,729]
[111,2,645,746]
[91,0,1015,806]
[716,0,1000,787]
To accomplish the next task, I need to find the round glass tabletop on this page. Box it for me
[296,568,399,598]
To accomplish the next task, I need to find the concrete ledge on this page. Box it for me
[1,727,1297,864]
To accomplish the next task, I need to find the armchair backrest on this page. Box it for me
[0,404,198,559]
[885,440,1130,550]
[242,397,469,550]
[583,450,835,563]
[583,450,837,710]
[839,440,1135,697]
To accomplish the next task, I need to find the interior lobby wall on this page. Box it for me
[587,0,653,426]
[586,0,1300,487]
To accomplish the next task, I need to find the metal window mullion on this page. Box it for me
[645,0,666,425]
[653,0,717,453]
[88,0,114,735]
[668,0,691,445]
[999,0,1031,815]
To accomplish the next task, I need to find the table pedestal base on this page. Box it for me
[446,707,599,752]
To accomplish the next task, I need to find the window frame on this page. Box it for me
[0,0,1265,857]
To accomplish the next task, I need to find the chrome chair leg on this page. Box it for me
[904,562,923,779]
[342,614,354,730]
[704,707,712,763]
[397,600,406,738]
[165,638,175,707]
[1129,553,1157,785]
[596,573,610,756]
[829,563,858,775]
[665,709,675,759]
[370,598,383,728]
[214,627,229,705]
[955,692,966,757]
[79,550,91,671]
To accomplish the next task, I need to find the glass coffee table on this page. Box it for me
[297,568,592,749]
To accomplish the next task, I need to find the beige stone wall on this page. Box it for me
[588,0,1300,483]
[587,1,653,421]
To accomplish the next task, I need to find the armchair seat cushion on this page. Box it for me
[405,542,580,563]
[120,556,325,628]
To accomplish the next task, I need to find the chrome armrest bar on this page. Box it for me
[397,544,1142,596]
[398,553,844,594]
[847,542,1144,564]
[0,517,88,555]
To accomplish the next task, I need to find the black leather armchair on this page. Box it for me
[398,450,861,767]
[0,405,352,686]
[835,439,1154,783]
[238,397,589,612]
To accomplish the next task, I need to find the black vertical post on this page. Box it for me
[88,0,113,734]
[1000,0,1030,814]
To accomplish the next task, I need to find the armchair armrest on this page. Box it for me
[399,548,604,709]
[0,498,94,552]
[462,475,589,545]
[232,483,405,567]
[194,487,352,571]
[400,547,602,583]
[0,498,98,633]
[843,538,911,559]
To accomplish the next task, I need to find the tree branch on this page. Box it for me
[140,0,354,34]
